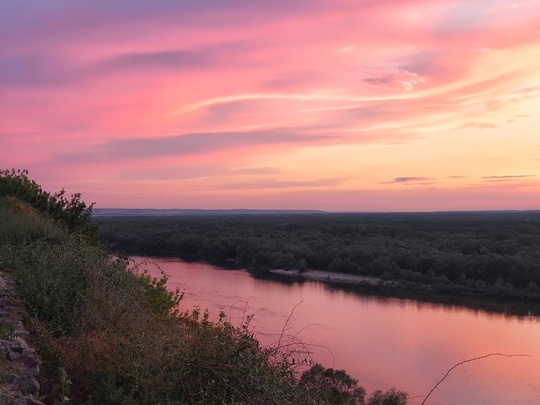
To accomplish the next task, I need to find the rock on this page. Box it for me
[21,376,40,395]
[22,349,39,367]
[0,272,44,405]
[13,398,47,405]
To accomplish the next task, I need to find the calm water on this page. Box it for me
[135,257,540,405]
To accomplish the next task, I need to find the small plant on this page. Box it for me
[128,258,184,317]
[0,320,15,340]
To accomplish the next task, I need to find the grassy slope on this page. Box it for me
[0,198,305,404]
[1,197,404,405]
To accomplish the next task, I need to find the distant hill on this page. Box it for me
[93,208,326,217]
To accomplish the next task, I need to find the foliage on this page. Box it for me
[300,363,366,404]
[0,169,97,237]
[367,388,408,405]
[96,211,540,301]
[299,365,407,405]
[117,256,184,317]
[1,191,408,404]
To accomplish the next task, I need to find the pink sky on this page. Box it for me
[1,0,540,211]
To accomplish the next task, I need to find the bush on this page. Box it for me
[367,388,408,405]
[0,169,97,237]
[300,364,366,404]
[300,365,408,405]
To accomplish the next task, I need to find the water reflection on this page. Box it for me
[254,270,540,318]
[135,257,540,405]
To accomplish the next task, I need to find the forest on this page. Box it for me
[96,210,540,301]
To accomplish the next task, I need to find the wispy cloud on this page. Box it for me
[382,177,434,184]
[362,67,427,92]
[92,42,256,75]
[2,0,540,210]
[223,178,344,190]
[482,175,536,182]
[111,164,280,181]
[56,130,335,163]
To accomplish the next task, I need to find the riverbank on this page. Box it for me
[269,268,396,286]
[265,267,540,317]
[96,212,540,304]
[137,256,540,405]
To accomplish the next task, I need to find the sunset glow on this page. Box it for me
[2,0,540,211]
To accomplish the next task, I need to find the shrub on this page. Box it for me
[300,363,366,404]
[367,388,408,405]
[0,169,97,237]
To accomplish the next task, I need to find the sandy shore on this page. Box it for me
[269,269,396,287]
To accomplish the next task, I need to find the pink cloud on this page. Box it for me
[1,0,540,210]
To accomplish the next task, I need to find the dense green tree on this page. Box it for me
[96,207,540,301]
[300,364,367,404]
[367,388,407,405]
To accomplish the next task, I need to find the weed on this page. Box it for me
[0,320,15,340]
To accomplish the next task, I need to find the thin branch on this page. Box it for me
[277,301,303,349]
[421,353,532,405]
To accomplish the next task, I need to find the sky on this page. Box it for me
[1,0,540,211]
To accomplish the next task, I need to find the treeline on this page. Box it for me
[97,211,540,301]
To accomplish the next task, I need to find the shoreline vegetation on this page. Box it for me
[264,268,540,318]
[96,210,540,304]
[0,169,408,404]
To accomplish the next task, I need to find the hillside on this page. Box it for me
[0,170,406,405]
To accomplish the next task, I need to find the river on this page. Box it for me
[134,256,540,405]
